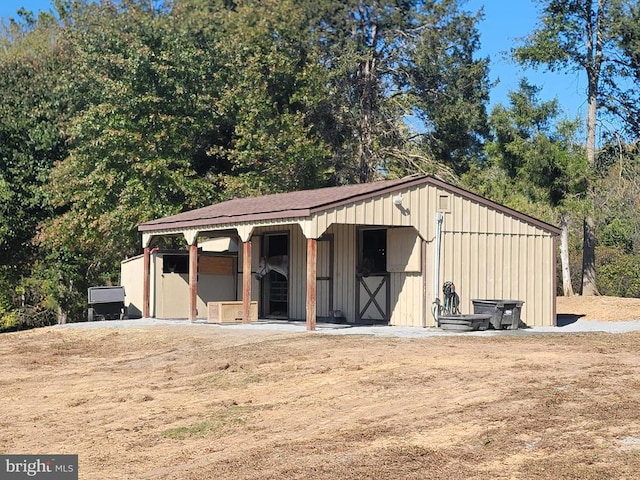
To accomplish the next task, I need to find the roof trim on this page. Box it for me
[138,209,312,232]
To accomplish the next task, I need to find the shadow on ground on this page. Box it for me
[556,313,585,327]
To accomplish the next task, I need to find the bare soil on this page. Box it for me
[556,294,640,321]
[2,296,640,479]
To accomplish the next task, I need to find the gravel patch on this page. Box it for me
[55,317,640,337]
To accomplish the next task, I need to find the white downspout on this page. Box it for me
[431,212,444,325]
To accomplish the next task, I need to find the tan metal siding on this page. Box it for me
[197,273,236,314]
[313,187,421,238]
[153,255,163,318]
[289,226,306,319]
[389,273,424,327]
[159,272,189,318]
[387,228,421,272]
[419,188,556,327]
[330,224,357,323]
[237,236,260,303]
[439,230,554,327]
[316,238,332,317]
[120,255,144,318]
[312,183,555,327]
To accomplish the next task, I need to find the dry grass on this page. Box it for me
[1,296,640,479]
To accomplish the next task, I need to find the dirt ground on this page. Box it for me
[2,296,640,479]
[556,294,640,321]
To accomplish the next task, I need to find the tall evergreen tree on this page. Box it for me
[310,0,489,182]
[514,0,635,295]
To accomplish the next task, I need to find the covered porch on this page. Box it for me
[135,177,433,330]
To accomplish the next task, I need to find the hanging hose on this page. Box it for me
[442,281,460,315]
[432,281,460,326]
[431,298,441,326]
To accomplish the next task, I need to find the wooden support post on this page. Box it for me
[189,243,198,322]
[306,238,317,331]
[242,240,252,324]
[143,246,150,318]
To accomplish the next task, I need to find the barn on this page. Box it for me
[124,175,560,329]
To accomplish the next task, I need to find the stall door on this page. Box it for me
[260,233,289,318]
[356,229,390,324]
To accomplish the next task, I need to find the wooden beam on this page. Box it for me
[242,240,252,324]
[306,238,317,331]
[143,247,150,318]
[189,243,198,322]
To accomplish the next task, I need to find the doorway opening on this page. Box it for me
[260,233,289,318]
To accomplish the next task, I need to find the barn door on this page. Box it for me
[260,233,289,318]
[316,234,334,320]
[356,228,390,324]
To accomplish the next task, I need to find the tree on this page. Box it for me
[407,1,490,174]
[39,0,226,318]
[202,0,332,195]
[613,2,640,139]
[514,0,635,295]
[592,142,640,296]
[309,0,489,182]
[0,9,70,327]
[39,0,334,319]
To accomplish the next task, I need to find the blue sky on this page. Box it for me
[466,0,586,122]
[1,0,587,125]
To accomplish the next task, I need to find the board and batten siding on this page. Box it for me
[388,272,424,327]
[236,235,260,303]
[310,182,556,327]
[437,193,555,327]
[327,224,357,323]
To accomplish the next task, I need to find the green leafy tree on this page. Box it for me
[614,2,640,139]
[40,0,333,319]
[407,1,490,174]
[0,9,69,327]
[40,0,226,318]
[203,0,332,195]
[592,142,640,296]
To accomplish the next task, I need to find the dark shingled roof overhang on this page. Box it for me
[138,175,561,235]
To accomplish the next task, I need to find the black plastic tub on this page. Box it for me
[438,314,491,332]
[471,299,524,330]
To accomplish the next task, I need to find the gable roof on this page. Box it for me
[138,175,560,235]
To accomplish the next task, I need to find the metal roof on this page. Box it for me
[138,175,560,235]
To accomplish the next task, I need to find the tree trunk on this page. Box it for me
[560,212,574,296]
[580,0,602,296]
[57,305,67,325]
[581,215,599,295]
[357,54,377,183]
